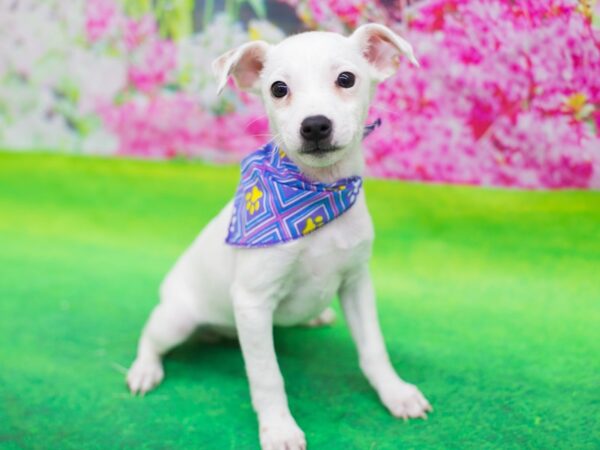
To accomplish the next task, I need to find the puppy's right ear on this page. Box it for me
[351,24,418,82]
[212,41,270,95]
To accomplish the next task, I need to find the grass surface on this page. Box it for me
[1,151,599,450]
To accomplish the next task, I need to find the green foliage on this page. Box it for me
[122,0,153,17]
[121,0,268,38]
[155,0,195,40]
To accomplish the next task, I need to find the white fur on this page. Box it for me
[127,24,429,450]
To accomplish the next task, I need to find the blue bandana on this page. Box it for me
[225,120,380,248]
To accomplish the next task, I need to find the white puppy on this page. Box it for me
[127,24,431,450]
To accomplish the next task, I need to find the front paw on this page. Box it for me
[126,357,164,396]
[378,379,432,420]
[259,413,306,450]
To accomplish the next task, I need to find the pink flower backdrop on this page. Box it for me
[1,0,599,188]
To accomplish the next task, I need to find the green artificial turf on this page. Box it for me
[1,151,599,450]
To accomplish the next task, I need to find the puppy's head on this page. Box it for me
[213,24,418,169]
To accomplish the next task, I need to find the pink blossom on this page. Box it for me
[307,0,368,27]
[100,93,268,160]
[128,40,177,93]
[123,15,158,51]
[360,0,600,189]
[85,0,120,43]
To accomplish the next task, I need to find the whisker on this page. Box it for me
[369,104,406,118]
[243,114,268,129]
[110,362,128,375]
[272,133,284,148]
[245,133,277,138]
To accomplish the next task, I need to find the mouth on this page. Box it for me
[299,142,342,156]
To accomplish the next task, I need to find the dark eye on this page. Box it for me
[270,81,288,98]
[336,72,355,88]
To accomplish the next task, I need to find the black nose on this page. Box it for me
[300,115,332,142]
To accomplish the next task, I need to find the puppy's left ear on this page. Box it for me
[212,40,270,95]
[351,24,418,82]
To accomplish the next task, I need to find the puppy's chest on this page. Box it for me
[273,212,373,325]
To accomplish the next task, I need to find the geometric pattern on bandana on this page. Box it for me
[225,141,363,248]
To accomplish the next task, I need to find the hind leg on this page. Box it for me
[303,306,336,327]
[127,300,197,395]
